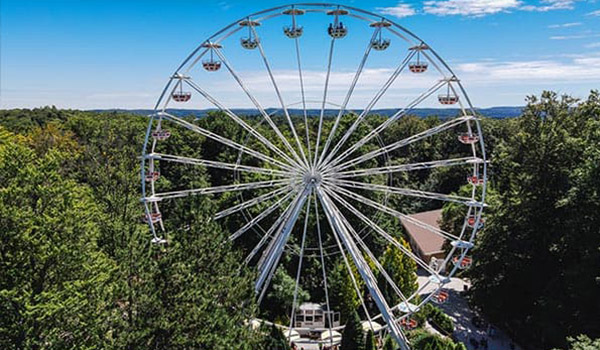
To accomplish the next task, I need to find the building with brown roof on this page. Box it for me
[399,209,445,265]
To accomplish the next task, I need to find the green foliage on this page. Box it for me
[465,91,600,348]
[377,238,418,306]
[410,329,465,350]
[364,330,376,350]
[422,304,454,335]
[0,111,264,349]
[263,268,310,322]
[383,336,396,350]
[0,128,117,349]
[261,324,290,350]
[340,309,365,350]
[329,259,362,322]
[554,335,600,350]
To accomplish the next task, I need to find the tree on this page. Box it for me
[0,127,117,349]
[262,324,290,350]
[329,259,363,322]
[383,336,396,350]
[554,335,600,350]
[465,91,600,349]
[364,330,376,350]
[341,309,365,350]
[377,239,418,307]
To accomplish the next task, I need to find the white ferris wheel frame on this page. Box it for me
[140,3,488,350]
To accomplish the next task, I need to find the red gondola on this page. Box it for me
[458,133,479,144]
[400,318,418,330]
[432,290,449,304]
[143,212,162,224]
[467,215,485,228]
[467,175,484,186]
[452,256,472,269]
[145,171,160,182]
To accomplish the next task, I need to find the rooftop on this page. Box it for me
[400,209,445,256]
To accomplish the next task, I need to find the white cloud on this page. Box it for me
[587,9,600,16]
[422,0,585,16]
[585,42,600,48]
[455,54,600,83]
[423,0,521,16]
[376,2,417,18]
[550,33,600,40]
[521,0,579,12]
[548,22,581,28]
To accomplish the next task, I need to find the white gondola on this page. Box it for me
[409,62,428,73]
[240,37,259,50]
[438,94,459,105]
[202,60,222,71]
[283,7,304,38]
[283,26,303,38]
[152,130,171,141]
[409,44,429,73]
[371,38,390,51]
[328,23,347,38]
[172,91,191,102]
[327,8,348,39]
[201,42,222,72]
[151,237,167,244]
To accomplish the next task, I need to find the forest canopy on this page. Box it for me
[0,90,599,350]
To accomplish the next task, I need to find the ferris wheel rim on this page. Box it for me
[140,4,488,349]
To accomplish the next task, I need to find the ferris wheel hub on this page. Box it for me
[302,171,322,187]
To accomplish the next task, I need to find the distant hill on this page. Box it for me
[89,106,523,119]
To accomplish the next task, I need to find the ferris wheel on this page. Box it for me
[141,3,486,349]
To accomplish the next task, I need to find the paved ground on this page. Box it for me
[417,272,522,350]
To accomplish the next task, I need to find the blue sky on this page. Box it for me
[1,0,599,109]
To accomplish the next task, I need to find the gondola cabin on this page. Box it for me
[294,303,340,334]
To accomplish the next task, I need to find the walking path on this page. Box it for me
[417,273,522,350]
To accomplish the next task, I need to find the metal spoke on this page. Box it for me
[319,51,416,168]
[146,153,293,177]
[324,187,442,277]
[143,179,290,202]
[326,183,460,242]
[184,79,305,170]
[291,17,312,162]
[336,157,483,178]
[322,186,411,308]
[255,187,311,296]
[329,115,473,173]
[316,186,409,348]
[229,188,298,241]
[324,79,445,171]
[314,195,334,348]
[213,48,308,169]
[160,112,296,172]
[319,189,374,329]
[251,25,310,168]
[331,179,482,207]
[245,197,298,265]
[214,185,292,220]
[313,37,336,168]
[288,195,311,338]
[316,28,380,168]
